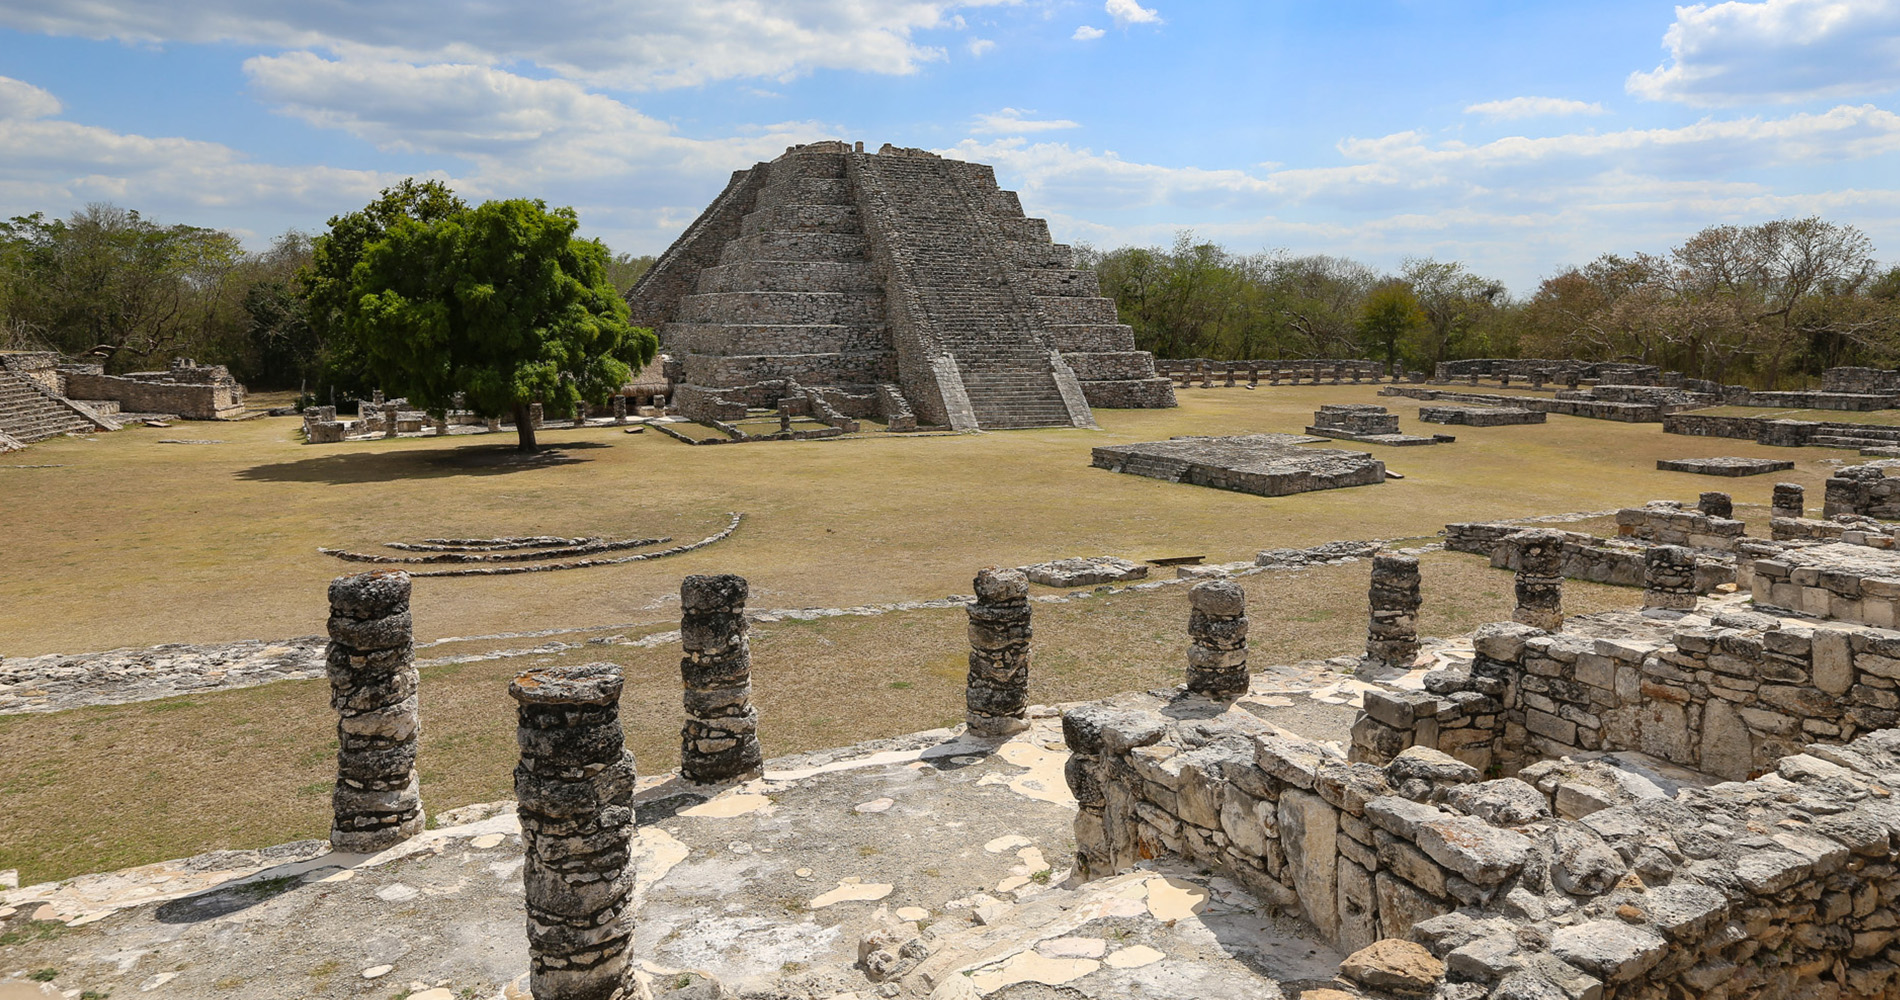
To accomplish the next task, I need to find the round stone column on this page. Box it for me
[1187,579,1250,699]
[510,662,637,1000]
[326,570,424,852]
[1366,553,1422,668]
[1508,530,1565,632]
[1643,545,1699,611]
[966,567,1032,737]
[1772,483,1805,520]
[679,574,763,783]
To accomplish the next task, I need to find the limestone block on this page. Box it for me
[1278,788,1340,941]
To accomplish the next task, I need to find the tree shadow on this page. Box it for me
[236,441,611,485]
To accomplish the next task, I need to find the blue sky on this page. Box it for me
[2,0,1899,291]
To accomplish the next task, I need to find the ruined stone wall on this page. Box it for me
[1433,359,1661,383]
[1613,500,1746,550]
[1352,609,1899,784]
[63,363,245,419]
[1824,366,1900,394]
[1444,523,1734,592]
[1826,464,1900,519]
[1069,698,1900,1000]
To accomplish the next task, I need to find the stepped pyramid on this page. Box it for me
[627,141,1175,431]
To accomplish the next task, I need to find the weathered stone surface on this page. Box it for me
[1020,556,1148,588]
[1093,433,1386,497]
[1412,813,1531,886]
[1548,920,1666,983]
[1279,788,1340,940]
[1187,579,1249,699]
[1340,938,1445,995]
[1445,779,1550,827]
[1367,553,1423,668]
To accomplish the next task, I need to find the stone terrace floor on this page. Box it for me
[0,715,1345,1000]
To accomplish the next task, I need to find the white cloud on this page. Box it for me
[1105,0,1161,27]
[1072,24,1106,40]
[1464,96,1606,121]
[943,103,1900,289]
[0,75,397,236]
[970,107,1081,134]
[0,0,1013,91]
[967,37,996,56]
[1628,0,1900,106]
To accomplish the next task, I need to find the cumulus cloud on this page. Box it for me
[1072,25,1105,40]
[943,103,1900,289]
[0,76,61,120]
[1105,0,1161,27]
[969,107,1081,134]
[967,37,995,56]
[1628,0,1900,106]
[0,0,1012,91]
[1464,96,1606,121]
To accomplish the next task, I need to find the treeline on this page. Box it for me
[1082,219,1900,387]
[0,197,654,397]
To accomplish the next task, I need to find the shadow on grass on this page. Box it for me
[235,441,611,485]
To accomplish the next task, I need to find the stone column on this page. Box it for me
[1060,705,1112,880]
[510,662,637,1000]
[1187,579,1249,699]
[1509,530,1564,631]
[679,574,763,783]
[574,404,589,428]
[382,402,399,439]
[1365,553,1421,669]
[966,567,1032,737]
[1500,372,1511,387]
[373,389,385,405]
[486,416,501,432]
[1531,371,1546,389]
[1468,373,1480,386]
[1565,371,1581,390]
[1223,364,1236,387]
[1643,545,1698,612]
[612,395,627,425]
[1697,491,1733,519]
[327,570,423,852]
[1772,483,1805,520]
[777,400,794,434]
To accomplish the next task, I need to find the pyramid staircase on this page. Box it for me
[0,369,116,445]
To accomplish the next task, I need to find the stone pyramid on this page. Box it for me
[626,141,1176,431]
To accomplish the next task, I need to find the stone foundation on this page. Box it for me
[1655,456,1795,477]
[1092,433,1386,497]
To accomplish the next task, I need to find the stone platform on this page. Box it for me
[1656,456,1796,477]
[0,717,1345,1000]
[1415,405,1544,427]
[1091,434,1386,497]
[1304,403,1450,446]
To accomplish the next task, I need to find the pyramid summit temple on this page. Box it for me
[626,141,1176,431]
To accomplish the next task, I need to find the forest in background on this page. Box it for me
[3,193,1897,397]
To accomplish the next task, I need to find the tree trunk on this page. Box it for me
[512,402,538,453]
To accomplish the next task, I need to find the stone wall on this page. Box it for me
[1826,464,1900,519]
[63,360,246,419]
[1445,522,1734,592]
[1824,365,1900,394]
[1068,695,1900,1000]
[1433,359,1662,383]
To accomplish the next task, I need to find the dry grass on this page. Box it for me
[0,551,1638,884]
[0,385,1845,656]
[0,385,1857,882]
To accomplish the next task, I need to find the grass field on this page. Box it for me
[0,385,1855,882]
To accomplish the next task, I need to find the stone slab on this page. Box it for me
[1657,457,1797,477]
[1092,434,1386,498]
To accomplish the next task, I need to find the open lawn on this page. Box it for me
[0,384,1845,656]
[0,384,1858,882]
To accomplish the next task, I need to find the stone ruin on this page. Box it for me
[1417,404,1545,427]
[1308,403,1453,446]
[626,141,1175,432]
[0,351,246,451]
[1656,456,1796,477]
[1091,432,1387,497]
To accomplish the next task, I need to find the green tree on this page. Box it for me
[1357,280,1425,371]
[346,198,657,452]
[1401,257,1506,365]
[302,179,468,405]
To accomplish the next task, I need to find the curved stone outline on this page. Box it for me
[388,535,602,552]
[406,514,743,577]
[320,535,670,565]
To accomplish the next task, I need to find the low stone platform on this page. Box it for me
[1656,456,1796,477]
[1091,434,1386,497]
[0,717,1345,1000]
[1416,405,1544,427]
[1020,556,1148,588]
[1305,403,1450,446]
[1750,541,1900,627]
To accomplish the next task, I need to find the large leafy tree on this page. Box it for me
[302,179,467,404]
[346,197,656,452]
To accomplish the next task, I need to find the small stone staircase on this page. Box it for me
[0,370,113,443]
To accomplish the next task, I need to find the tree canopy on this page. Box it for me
[345,197,657,451]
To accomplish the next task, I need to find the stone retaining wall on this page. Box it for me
[63,360,245,419]
[1067,693,1900,1000]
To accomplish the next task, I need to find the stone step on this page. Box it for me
[719,231,867,265]
[664,322,892,357]
[738,203,861,237]
[695,260,879,294]
[675,291,885,326]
